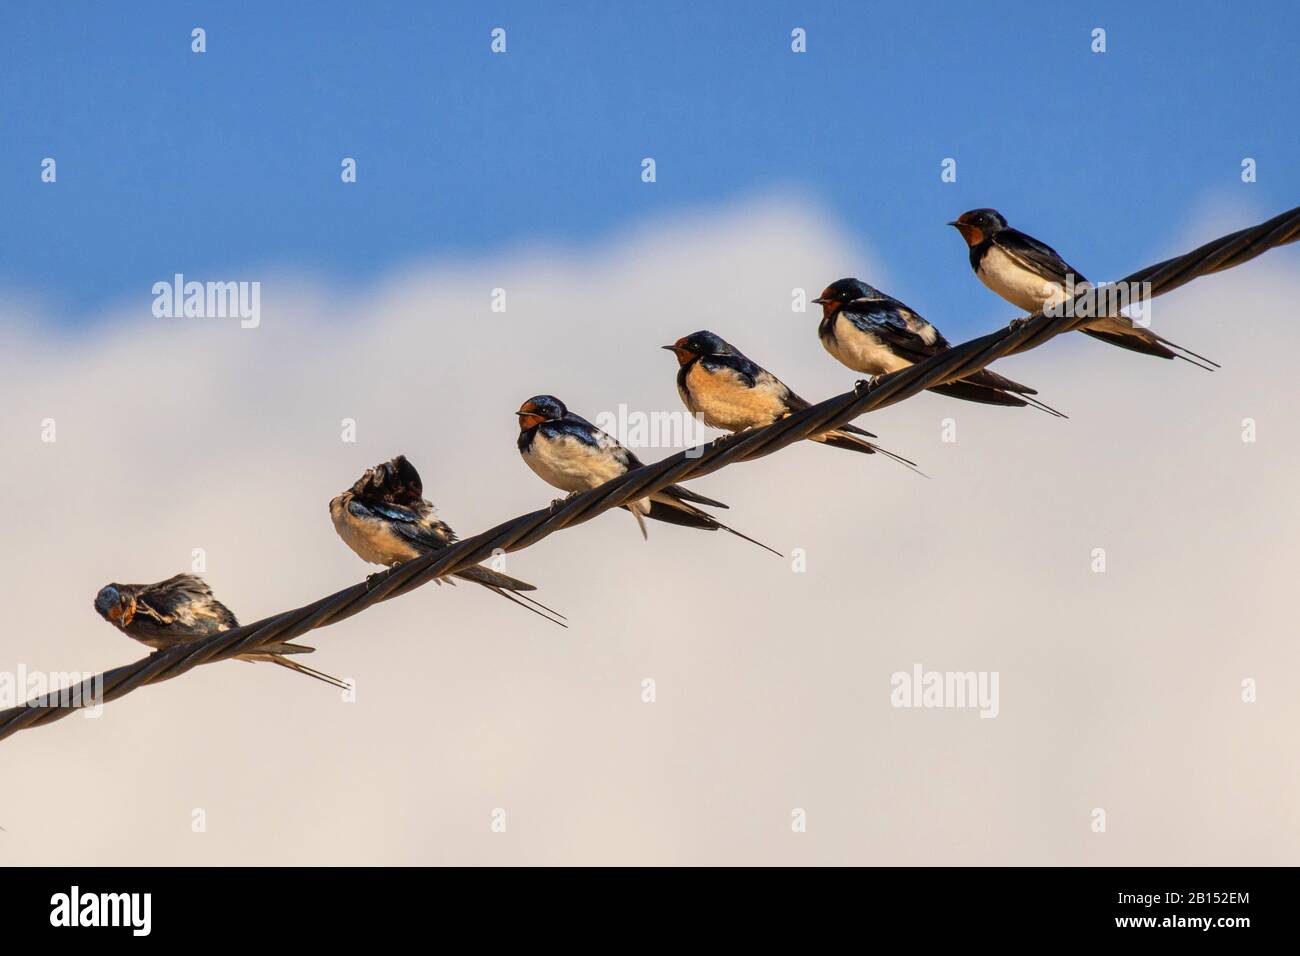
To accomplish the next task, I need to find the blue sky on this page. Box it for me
[3,0,1296,334]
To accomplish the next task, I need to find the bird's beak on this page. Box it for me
[516,404,546,429]
[811,297,828,305]
[950,220,981,244]
[661,345,677,351]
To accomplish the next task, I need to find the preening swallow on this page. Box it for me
[330,455,565,626]
[950,208,1218,370]
[515,394,780,555]
[662,330,924,473]
[813,278,1066,415]
[93,573,347,689]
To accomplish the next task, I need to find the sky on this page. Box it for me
[1,3,1299,865]
[2,0,1298,332]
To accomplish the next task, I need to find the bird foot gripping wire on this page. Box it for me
[548,492,579,515]
[854,376,879,394]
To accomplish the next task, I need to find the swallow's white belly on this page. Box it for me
[977,246,1070,313]
[823,322,912,376]
[683,363,787,432]
[330,496,421,566]
[522,432,627,493]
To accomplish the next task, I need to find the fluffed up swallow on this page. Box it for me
[662,330,925,474]
[950,208,1218,370]
[330,455,565,627]
[515,395,780,555]
[813,278,1066,416]
[93,573,347,689]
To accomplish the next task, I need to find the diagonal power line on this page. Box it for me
[3,205,1297,743]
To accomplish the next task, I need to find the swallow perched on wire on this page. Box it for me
[949,208,1218,370]
[515,395,780,555]
[93,573,348,689]
[330,455,565,627]
[662,330,925,473]
[813,278,1066,415]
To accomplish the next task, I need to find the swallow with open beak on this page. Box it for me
[93,574,348,689]
[949,208,1218,370]
[813,278,1065,415]
[662,330,924,474]
[515,395,780,555]
[329,455,565,627]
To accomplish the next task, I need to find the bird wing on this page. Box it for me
[840,298,949,363]
[347,498,455,554]
[557,416,642,471]
[995,229,1087,286]
[137,574,239,630]
[704,352,763,388]
[779,388,811,412]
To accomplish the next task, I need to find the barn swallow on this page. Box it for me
[93,574,347,689]
[950,208,1218,370]
[330,455,565,627]
[813,278,1066,416]
[662,331,925,474]
[515,395,780,555]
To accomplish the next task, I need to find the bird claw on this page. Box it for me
[549,493,577,514]
[365,571,384,590]
[854,377,877,394]
[1008,316,1030,331]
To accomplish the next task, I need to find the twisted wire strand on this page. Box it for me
[3,205,1298,743]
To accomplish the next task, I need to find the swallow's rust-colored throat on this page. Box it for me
[950,221,984,246]
[663,342,694,366]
